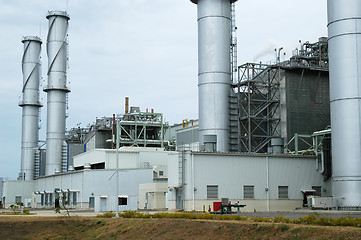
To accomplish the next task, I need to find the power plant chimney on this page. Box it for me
[19,36,43,180]
[190,0,237,152]
[328,0,361,208]
[44,11,70,175]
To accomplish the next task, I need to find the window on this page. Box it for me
[41,194,44,206]
[312,186,322,196]
[73,192,77,206]
[159,171,164,176]
[89,197,95,208]
[243,186,254,199]
[45,194,49,205]
[67,192,71,205]
[207,185,218,199]
[278,186,288,199]
[49,194,53,205]
[118,197,128,205]
[15,196,22,203]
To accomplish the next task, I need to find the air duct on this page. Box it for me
[191,0,237,152]
[328,0,361,207]
[19,36,43,180]
[44,11,70,175]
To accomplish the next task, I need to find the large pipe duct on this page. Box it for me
[191,0,237,152]
[328,0,361,207]
[44,11,70,175]
[19,36,43,180]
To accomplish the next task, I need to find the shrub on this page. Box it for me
[96,211,116,218]
[251,217,272,223]
[120,210,138,218]
[22,208,30,214]
[273,216,291,223]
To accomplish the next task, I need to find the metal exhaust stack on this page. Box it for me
[19,36,43,180]
[328,0,361,208]
[125,97,129,114]
[44,11,70,175]
[190,0,237,152]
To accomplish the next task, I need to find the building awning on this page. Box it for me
[66,189,80,192]
[301,189,316,193]
[37,189,80,194]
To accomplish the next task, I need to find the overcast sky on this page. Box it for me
[0,0,327,179]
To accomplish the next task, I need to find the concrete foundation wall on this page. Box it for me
[182,199,303,212]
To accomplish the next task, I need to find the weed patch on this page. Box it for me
[96,211,116,218]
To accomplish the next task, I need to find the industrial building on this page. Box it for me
[235,42,330,153]
[168,152,329,211]
[0,177,3,207]
[2,0,361,212]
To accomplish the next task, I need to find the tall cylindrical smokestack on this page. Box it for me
[328,0,361,207]
[190,0,237,152]
[19,36,43,180]
[44,11,70,175]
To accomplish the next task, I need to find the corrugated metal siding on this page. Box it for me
[285,69,330,150]
[193,155,267,200]
[177,129,199,145]
[187,153,325,201]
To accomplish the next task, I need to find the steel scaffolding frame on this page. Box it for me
[236,63,281,153]
[116,111,167,148]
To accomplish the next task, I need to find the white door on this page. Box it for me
[100,198,107,212]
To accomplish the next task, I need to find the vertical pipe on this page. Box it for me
[266,156,270,211]
[44,11,70,175]
[19,36,43,180]
[191,153,195,211]
[125,97,129,114]
[190,0,237,152]
[116,115,120,217]
[112,114,116,149]
[328,0,361,207]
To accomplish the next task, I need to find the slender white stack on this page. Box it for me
[19,36,42,180]
[44,11,70,175]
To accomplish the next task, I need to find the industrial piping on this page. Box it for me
[44,11,70,175]
[328,0,361,207]
[19,36,43,180]
[190,0,237,152]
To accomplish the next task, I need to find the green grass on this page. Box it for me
[116,210,361,228]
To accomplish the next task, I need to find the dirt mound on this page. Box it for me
[0,217,360,239]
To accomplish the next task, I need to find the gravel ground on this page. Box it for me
[1,208,361,219]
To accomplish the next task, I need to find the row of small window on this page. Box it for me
[207,185,289,199]
[40,192,77,206]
